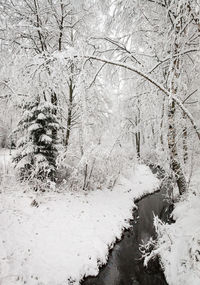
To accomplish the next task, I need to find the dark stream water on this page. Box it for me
[82,172,172,285]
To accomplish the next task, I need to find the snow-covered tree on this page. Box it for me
[95,0,200,194]
[1,0,200,194]
[13,97,60,183]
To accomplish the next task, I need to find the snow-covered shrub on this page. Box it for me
[141,188,200,285]
[0,129,7,148]
[141,146,169,170]
[139,236,160,270]
[0,149,16,192]
[0,122,10,148]
[13,98,60,185]
[58,142,135,191]
[155,192,200,285]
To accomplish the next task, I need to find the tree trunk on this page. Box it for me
[51,91,58,141]
[135,132,140,158]
[160,98,165,149]
[65,78,73,147]
[167,8,187,195]
[65,26,75,148]
[135,107,141,158]
[182,113,188,164]
[168,101,187,195]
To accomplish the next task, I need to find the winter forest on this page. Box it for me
[0,0,200,284]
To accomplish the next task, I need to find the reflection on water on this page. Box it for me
[82,182,171,285]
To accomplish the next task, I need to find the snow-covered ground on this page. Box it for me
[0,153,159,285]
[155,169,200,285]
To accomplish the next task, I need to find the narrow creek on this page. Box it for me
[82,170,173,285]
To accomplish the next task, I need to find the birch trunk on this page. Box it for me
[167,5,187,195]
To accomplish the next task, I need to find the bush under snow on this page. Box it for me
[152,171,200,285]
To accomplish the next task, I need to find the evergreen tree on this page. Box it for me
[13,96,60,184]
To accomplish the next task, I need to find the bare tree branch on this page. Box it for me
[84,55,200,141]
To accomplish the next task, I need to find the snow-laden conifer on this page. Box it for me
[13,97,60,184]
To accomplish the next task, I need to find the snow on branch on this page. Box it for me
[148,49,200,73]
[84,55,200,141]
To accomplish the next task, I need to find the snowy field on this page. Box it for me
[155,168,200,285]
[0,151,159,285]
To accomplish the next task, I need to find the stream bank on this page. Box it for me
[82,172,173,285]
